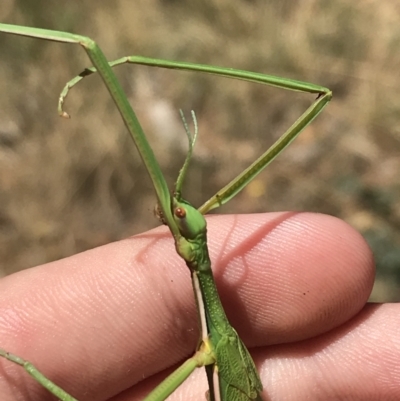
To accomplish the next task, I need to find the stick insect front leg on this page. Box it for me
[0,23,332,401]
[58,56,331,213]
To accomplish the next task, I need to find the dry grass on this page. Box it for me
[0,0,399,300]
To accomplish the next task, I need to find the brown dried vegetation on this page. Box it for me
[1,1,400,300]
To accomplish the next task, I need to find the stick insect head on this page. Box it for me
[172,197,206,241]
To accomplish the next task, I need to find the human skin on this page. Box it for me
[0,212,399,401]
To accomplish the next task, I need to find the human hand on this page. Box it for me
[0,213,398,401]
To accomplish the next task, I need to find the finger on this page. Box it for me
[212,211,374,345]
[259,303,400,401]
[0,212,373,401]
[125,304,400,401]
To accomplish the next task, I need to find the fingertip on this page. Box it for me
[205,212,375,344]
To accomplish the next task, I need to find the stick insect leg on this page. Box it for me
[0,23,204,401]
[0,348,79,401]
[0,23,178,234]
[142,348,214,401]
[0,347,213,401]
[57,56,332,214]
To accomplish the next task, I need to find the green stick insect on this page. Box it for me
[0,23,331,401]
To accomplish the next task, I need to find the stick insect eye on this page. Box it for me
[174,207,187,219]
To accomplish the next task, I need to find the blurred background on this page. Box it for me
[0,0,399,301]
